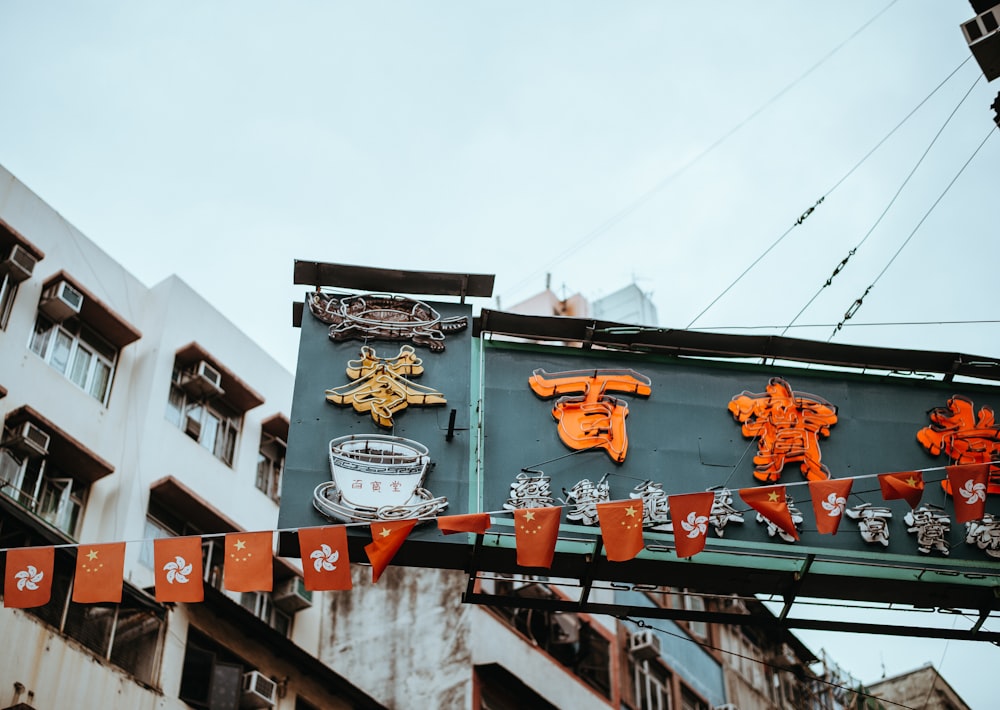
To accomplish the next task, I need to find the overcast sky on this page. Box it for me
[2,1,998,706]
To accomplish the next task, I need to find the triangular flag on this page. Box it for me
[299,526,353,591]
[365,520,417,584]
[809,478,853,535]
[153,536,204,602]
[596,500,644,561]
[668,492,715,558]
[879,471,924,509]
[223,531,273,592]
[73,542,126,603]
[437,513,492,536]
[739,485,799,540]
[4,546,54,609]
[514,507,561,569]
[946,464,989,523]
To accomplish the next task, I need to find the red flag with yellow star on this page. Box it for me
[596,500,644,561]
[946,464,989,523]
[72,542,126,603]
[668,492,715,558]
[154,536,205,602]
[437,513,492,536]
[739,485,799,540]
[223,532,273,592]
[514,506,562,568]
[4,546,54,609]
[365,520,417,583]
[878,471,924,509]
[299,525,353,591]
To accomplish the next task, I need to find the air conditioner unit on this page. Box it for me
[179,360,225,399]
[273,576,313,613]
[38,279,84,322]
[183,414,202,440]
[2,422,50,458]
[628,630,662,661]
[0,244,38,283]
[240,670,276,709]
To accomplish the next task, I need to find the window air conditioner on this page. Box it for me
[2,422,51,459]
[38,279,84,322]
[628,630,662,661]
[184,414,202,440]
[179,360,225,399]
[273,576,313,613]
[240,670,276,709]
[0,244,38,283]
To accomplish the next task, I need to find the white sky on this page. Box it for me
[2,1,999,707]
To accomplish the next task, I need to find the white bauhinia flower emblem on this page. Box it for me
[310,544,340,572]
[15,565,43,591]
[960,479,987,506]
[163,556,193,584]
[821,492,847,518]
[680,511,708,539]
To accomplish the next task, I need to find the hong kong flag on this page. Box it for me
[437,513,492,536]
[946,464,989,523]
[73,542,126,603]
[514,507,562,569]
[154,536,204,602]
[809,479,853,535]
[4,546,54,609]
[878,471,924,509]
[223,532,273,592]
[365,520,417,584]
[668,492,715,558]
[596,499,645,562]
[299,526,353,591]
[739,485,799,540]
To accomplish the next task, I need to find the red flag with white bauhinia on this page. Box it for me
[300,525,353,591]
[739,485,799,540]
[668,492,714,558]
[946,464,989,523]
[809,478,853,535]
[365,520,417,583]
[878,471,924,509]
[514,507,562,569]
[154,536,204,602]
[4,546,54,609]
[596,499,644,562]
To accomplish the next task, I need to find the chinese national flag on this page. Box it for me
[4,546,54,609]
[437,513,492,536]
[878,471,924,509]
[299,526,353,591]
[668,492,715,559]
[365,520,417,584]
[947,464,990,523]
[223,532,273,592]
[809,478,853,535]
[596,500,644,562]
[739,485,799,540]
[153,536,204,602]
[514,507,562,569]
[73,542,126,603]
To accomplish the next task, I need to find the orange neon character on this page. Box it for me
[528,368,652,464]
[917,395,1000,495]
[728,377,838,483]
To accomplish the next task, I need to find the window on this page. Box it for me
[680,686,709,710]
[18,549,165,687]
[240,591,293,637]
[166,365,242,466]
[180,628,258,710]
[0,271,17,329]
[28,313,116,403]
[256,433,285,502]
[669,588,708,640]
[633,658,672,710]
[1,444,85,537]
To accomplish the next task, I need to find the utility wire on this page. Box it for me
[691,319,1000,332]
[830,124,997,340]
[500,1,901,307]
[686,54,974,329]
[780,71,982,336]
